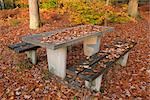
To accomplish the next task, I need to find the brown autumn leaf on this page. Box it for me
[0,4,149,99]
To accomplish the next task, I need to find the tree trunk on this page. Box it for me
[28,0,40,29]
[106,0,110,6]
[0,0,5,9]
[128,0,139,18]
[104,0,110,26]
[12,0,16,8]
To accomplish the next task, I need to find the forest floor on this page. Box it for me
[0,4,149,100]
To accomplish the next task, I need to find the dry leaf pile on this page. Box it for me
[0,5,149,99]
[41,25,105,44]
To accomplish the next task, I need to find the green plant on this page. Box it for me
[41,0,131,24]
[40,0,58,9]
[10,19,20,27]
[2,0,15,9]
[16,0,28,8]
[57,0,131,25]
[0,55,2,60]
[108,12,131,23]
[74,96,77,100]
[100,86,105,93]
[42,69,51,80]
[16,60,32,71]
[68,1,107,24]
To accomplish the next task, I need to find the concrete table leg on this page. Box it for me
[26,50,37,64]
[85,74,103,92]
[117,52,129,66]
[83,36,101,56]
[46,47,67,79]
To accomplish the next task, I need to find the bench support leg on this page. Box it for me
[83,36,100,56]
[46,47,67,79]
[85,74,103,92]
[117,52,129,66]
[26,50,37,64]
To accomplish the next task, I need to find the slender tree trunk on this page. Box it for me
[12,0,16,8]
[0,0,5,9]
[128,0,139,18]
[104,0,110,26]
[106,0,110,6]
[28,0,40,29]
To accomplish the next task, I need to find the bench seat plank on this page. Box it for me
[79,52,108,66]
[67,52,108,75]
[8,42,40,53]
[8,42,28,49]
[78,61,114,81]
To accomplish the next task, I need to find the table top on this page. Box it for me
[22,25,114,50]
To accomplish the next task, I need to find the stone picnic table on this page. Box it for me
[22,25,114,79]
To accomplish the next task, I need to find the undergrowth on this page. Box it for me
[16,60,32,71]
[7,0,131,25]
[42,69,52,80]
[10,19,20,27]
[56,0,131,25]
[40,0,58,9]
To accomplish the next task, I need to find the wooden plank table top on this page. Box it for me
[22,25,114,50]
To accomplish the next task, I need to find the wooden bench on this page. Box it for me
[65,40,136,91]
[8,42,40,64]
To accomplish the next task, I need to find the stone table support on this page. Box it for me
[26,50,37,65]
[85,74,103,92]
[46,47,67,79]
[83,36,101,56]
[117,52,129,66]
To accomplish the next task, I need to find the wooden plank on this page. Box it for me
[67,52,108,76]
[67,65,85,75]
[64,72,76,83]
[79,61,114,82]
[8,42,40,53]
[79,52,107,66]
[8,42,28,49]
[14,45,39,53]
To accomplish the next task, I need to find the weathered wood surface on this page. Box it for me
[8,42,40,53]
[22,25,114,50]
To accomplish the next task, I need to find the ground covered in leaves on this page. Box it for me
[0,5,149,99]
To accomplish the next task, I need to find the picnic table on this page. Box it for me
[22,25,114,79]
